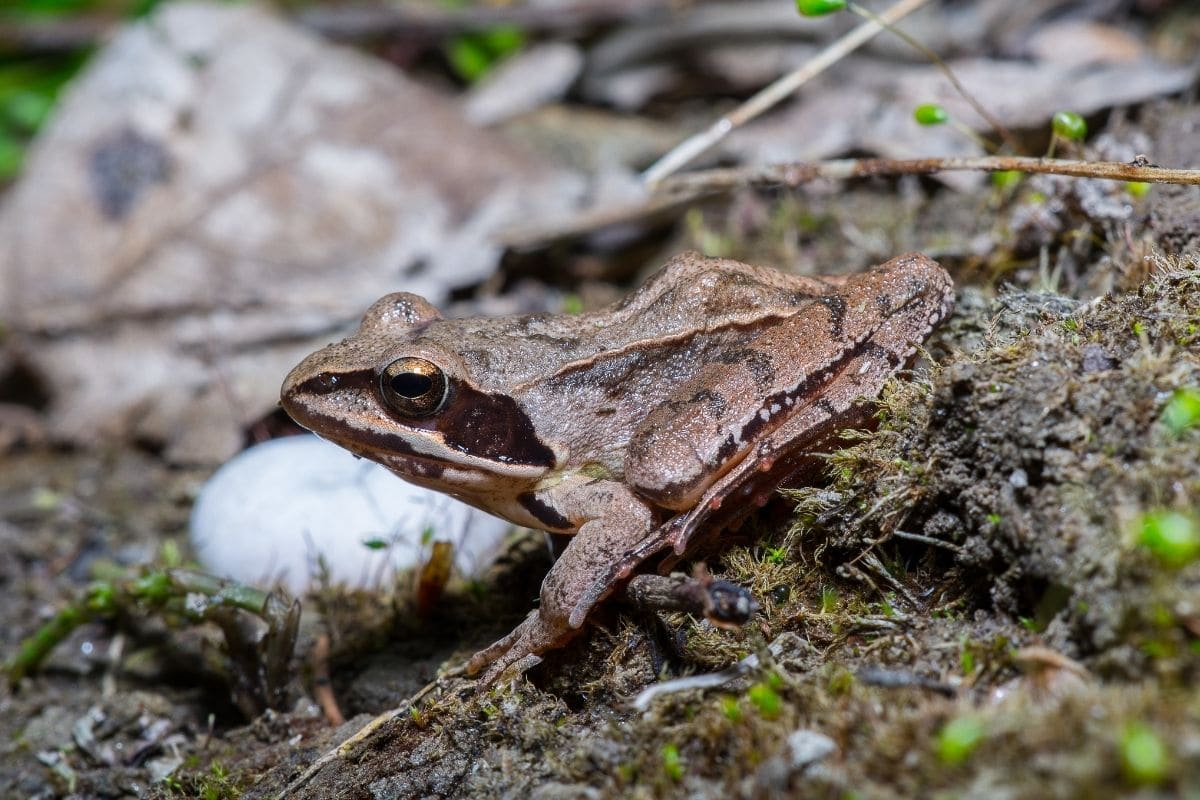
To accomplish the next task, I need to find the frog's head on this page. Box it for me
[281,292,556,497]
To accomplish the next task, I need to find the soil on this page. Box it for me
[2,99,1199,800]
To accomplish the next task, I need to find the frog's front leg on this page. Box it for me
[468,477,659,683]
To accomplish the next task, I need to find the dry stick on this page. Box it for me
[658,156,1200,194]
[501,156,1199,250]
[282,667,465,795]
[641,0,936,187]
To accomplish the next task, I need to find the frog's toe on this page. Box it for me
[466,617,527,676]
[467,610,562,685]
[478,652,543,686]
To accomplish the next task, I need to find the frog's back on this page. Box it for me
[596,251,836,338]
[426,253,838,390]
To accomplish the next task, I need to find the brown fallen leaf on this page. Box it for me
[0,2,582,463]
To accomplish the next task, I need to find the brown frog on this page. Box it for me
[281,252,954,682]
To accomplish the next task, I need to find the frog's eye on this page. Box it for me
[380,357,448,417]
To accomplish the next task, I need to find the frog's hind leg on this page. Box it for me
[657,348,916,564]
[469,479,660,684]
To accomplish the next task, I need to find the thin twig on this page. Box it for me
[845,0,1018,153]
[311,633,345,727]
[504,155,1200,250]
[631,633,798,711]
[658,156,1200,193]
[282,666,464,795]
[641,0,936,186]
[892,529,963,552]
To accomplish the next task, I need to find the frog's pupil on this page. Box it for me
[392,372,433,398]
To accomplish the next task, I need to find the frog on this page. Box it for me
[280,251,954,683]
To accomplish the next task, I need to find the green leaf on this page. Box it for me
[1137,510,1199,568]
[1120,723,1168,786]
[661,744,683,781]
[796,0,847,15]
[1051,110,1087,141]
[912,103,948,126]
[748,682,781,718]
[1162,387,1200,435]
[990,170,1021,189]
[445,25,526,83]
[935,716,985,765]
[447,37,493,83]
[477,25,525,56]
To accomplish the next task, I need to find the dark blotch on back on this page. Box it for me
[691,388,728,418]
[816,295,846,339]
[859,341,903,368]
[437,380,556,467]
[716,349,776,391]
[518,492,573,531]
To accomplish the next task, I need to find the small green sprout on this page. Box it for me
[159,539,184,568]
[1051,111,1087,141]
[361,536,389,550]
[986,512,1002,525]
[826,667,854,695]
[133,571,174,604]
[720,696,742,722]
[909,102,994,150]
[1120,723,1168,786]
[820,585,838,614]
[561,294,584,315]
[1137,510,1200,568]
[86,582,118,615]
[1126,181,1151,198]
[913,103,949,126]
[959,641,975,676]
[446,26,525,82]
[1162,387,1200,435]
[990,170,1022,189]
[31,486,63,511]
[795,0,847,15]
[661,744,683,782]
[748,682,781,718]
[765,545,787,565]
[935,716,985,765]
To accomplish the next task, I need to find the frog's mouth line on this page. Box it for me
[285,391,551,489]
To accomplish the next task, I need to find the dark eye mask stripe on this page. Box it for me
[295,369,554,468]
